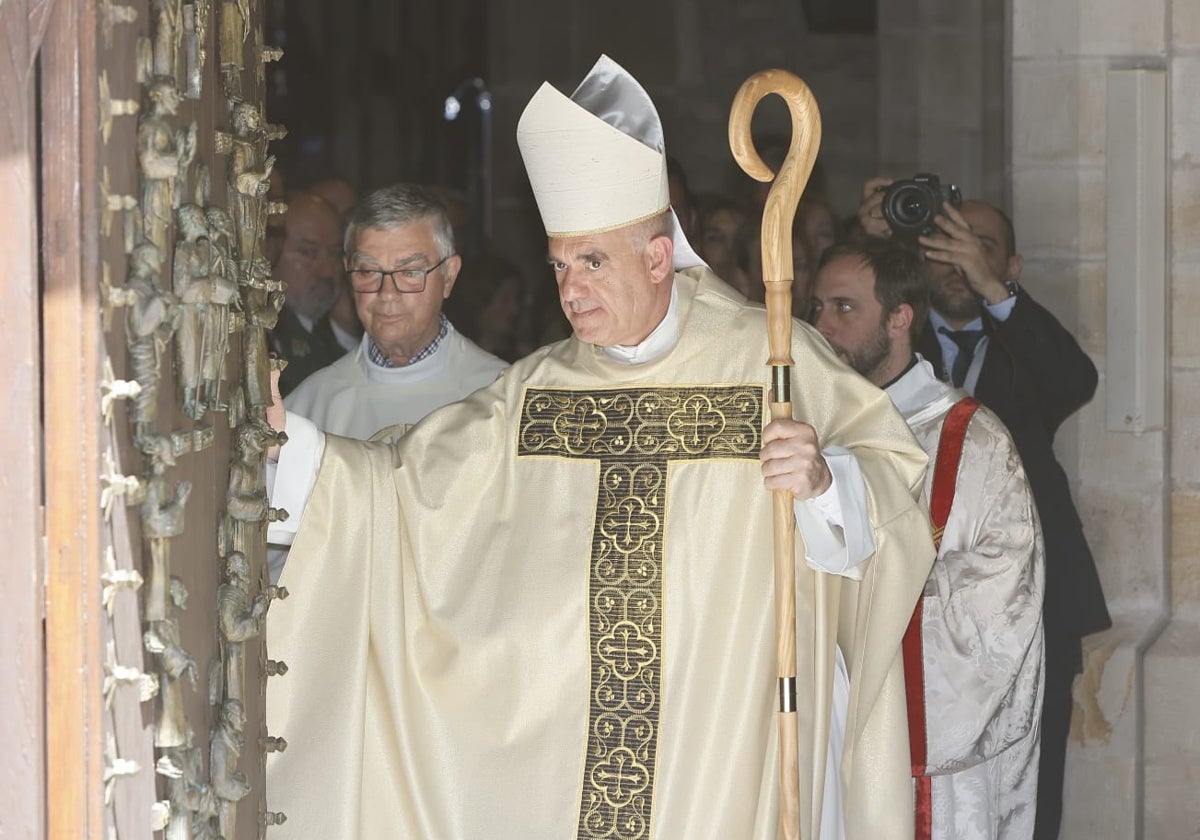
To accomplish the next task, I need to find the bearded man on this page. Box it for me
[812,238,1045,839]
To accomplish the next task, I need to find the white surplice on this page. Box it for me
[285,324,507,439]
[267,326,507,582]
[888,358,1045,839]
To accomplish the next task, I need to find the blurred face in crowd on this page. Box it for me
[699,207,743,271]
[799,201,837,262]
[347,218,459,364]
[791,229,814,320]
[810,254,895,385]
[309,178,359,221]
[548,218,674,347]
[274,193,344,320]
[480,273,522,341]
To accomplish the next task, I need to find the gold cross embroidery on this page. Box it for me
[519,386,762,839]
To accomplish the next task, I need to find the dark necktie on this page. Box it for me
[939,327,984,387]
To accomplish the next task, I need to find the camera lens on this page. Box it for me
[900,193,927,220]
[886,186,930,226]
[881,176,945,240]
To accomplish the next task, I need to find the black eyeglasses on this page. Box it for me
[348,254,455,294]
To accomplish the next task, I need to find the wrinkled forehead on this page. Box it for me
[349,220,440,260]
[547,226,634,260]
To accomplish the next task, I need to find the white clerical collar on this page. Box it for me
[601,281,679,365]
[295,311,315,333]
[885,355,958,418]
[359,328,452,384]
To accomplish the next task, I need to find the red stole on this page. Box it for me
[902,397,980,840]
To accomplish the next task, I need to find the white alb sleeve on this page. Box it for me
[793,445,875,580]
[266,411,326,546]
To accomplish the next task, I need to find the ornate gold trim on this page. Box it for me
[519,386,762,838]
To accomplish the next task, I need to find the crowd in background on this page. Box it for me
[265,154,857,374]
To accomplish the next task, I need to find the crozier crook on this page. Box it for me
[729,69,831,840]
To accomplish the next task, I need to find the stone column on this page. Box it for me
[1009,0,1200,836]
[1147,0,1200,836]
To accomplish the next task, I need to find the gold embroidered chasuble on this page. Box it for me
[266,267,934,839]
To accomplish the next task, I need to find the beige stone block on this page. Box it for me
[1011,60,1106,164]
[918,0,980,29]
[918,33,983,131]
[1074,638,1139,750]
[1075,479,1166,605]
[1017,257,1080,319]
[1144,620,1200,838]
[1171,262,1200,365]
[1075,396,1165,485]
[1076,258,1108,355]
[1174,57,1200,164]
[913,128,982,195]
[1061,753,1139,838]
[1012,165,1107,259]
[1174,0,1200,50]
[1013,0,1166,58]
[1172,164,1200,264]
[1012,0,1079,58]
[1170,368,1200,485]
[1061,631,1143,838]
[1171,492,1200,611]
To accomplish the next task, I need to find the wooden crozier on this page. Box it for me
[728,69,832,840]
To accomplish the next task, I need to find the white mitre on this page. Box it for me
[517,55,704,270]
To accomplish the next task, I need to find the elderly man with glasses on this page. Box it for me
[268,183,506,584]
[281,182,506,442]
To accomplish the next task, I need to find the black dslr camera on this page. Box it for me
[880,173,962,240]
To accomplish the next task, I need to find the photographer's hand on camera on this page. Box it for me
[918,201,1011,305]
[857,176,894,239]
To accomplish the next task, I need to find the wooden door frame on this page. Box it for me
[0,0,108,836]
[41,0,105,833]
[0,0,49,837]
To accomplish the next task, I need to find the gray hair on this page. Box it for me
[343,183,455,259]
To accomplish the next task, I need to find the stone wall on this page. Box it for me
[1009,0,1198,836]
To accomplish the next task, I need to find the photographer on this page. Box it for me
[857,177,1111,840]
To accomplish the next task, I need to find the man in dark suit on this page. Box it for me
[859,182,1111,839]
[267,191,347,395]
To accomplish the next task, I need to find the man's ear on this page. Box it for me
[1005,252,1023,283]
[888,303,914,338]
[441,254,463,299]
[647,234,674,285]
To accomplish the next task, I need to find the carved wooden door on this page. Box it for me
[1,0,289,836]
